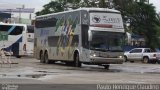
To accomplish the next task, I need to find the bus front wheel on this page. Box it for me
[74,53,81,67]
[124,56,128,62]
[16,55,21,58]
[40,52,44,63]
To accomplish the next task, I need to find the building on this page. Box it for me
[124,32,146,51]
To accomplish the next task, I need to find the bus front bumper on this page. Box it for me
[89,56,124,64]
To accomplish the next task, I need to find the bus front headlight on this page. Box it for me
[90,53,96,57]
[118,56,123,58]
[93,54,96,57]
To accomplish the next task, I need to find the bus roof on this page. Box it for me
[36,8,120,19]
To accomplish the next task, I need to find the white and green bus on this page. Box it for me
[0,23,34,58]
[34,8,125,69]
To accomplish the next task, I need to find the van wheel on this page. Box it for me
[124,56,128,62]
[44,52,50,64]
[143,57,149,63]
[40,52,44,63]
[74,53,81,67]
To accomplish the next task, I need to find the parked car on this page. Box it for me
[124,48,160,63]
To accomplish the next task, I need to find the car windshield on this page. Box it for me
[90,31,124,52]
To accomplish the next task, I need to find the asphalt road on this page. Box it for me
[1,56,160,90]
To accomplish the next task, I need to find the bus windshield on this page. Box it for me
[90,31,124,52]
[0,25,24,35]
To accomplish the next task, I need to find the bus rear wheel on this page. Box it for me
[40,52,44,63]
[124,56,128,62]
[74,53,81,67]
[44,52,50,64]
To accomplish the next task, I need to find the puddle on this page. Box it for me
[0,74,7,77]
[0,74,47,79]
[61,66,122,73]
[0,70,71,79]
[36,71,59,73]
[36,71,48,73]
[36,70,71,74]
[17,74,47,78]
[145,72,160,74]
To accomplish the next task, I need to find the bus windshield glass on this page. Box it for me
[0,25,24,35]
[90,31,124,52]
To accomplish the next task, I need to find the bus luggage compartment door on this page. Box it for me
[12,43,19,56]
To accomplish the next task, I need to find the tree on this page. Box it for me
[129,2,158,48]
[81,0,98,7]
[36,1,64,16]
[99,0,107,8]
[113,0,135,32]
[154,13,160,47]
[36,0,81,16]
[36,0,113,16]
[113,0,159,48]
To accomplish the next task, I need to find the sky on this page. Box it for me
[0,0,50,19]
[0,0,50,11]
[0,0,160,19]
[149,0,160,13]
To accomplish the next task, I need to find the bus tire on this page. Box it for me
[124,56,128,62]
[40,51,44,63]
[44,52,50,64]
[74,53,81,67]
[16,56,21,58]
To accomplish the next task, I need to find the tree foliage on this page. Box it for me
[113,0,160,48]
[133,2,157,48]
[36,1,64,15]
[36,0,110,16]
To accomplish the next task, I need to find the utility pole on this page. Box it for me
[17,5,25,23]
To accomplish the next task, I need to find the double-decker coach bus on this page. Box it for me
[34,8,125,69]
[0,23,34,58]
